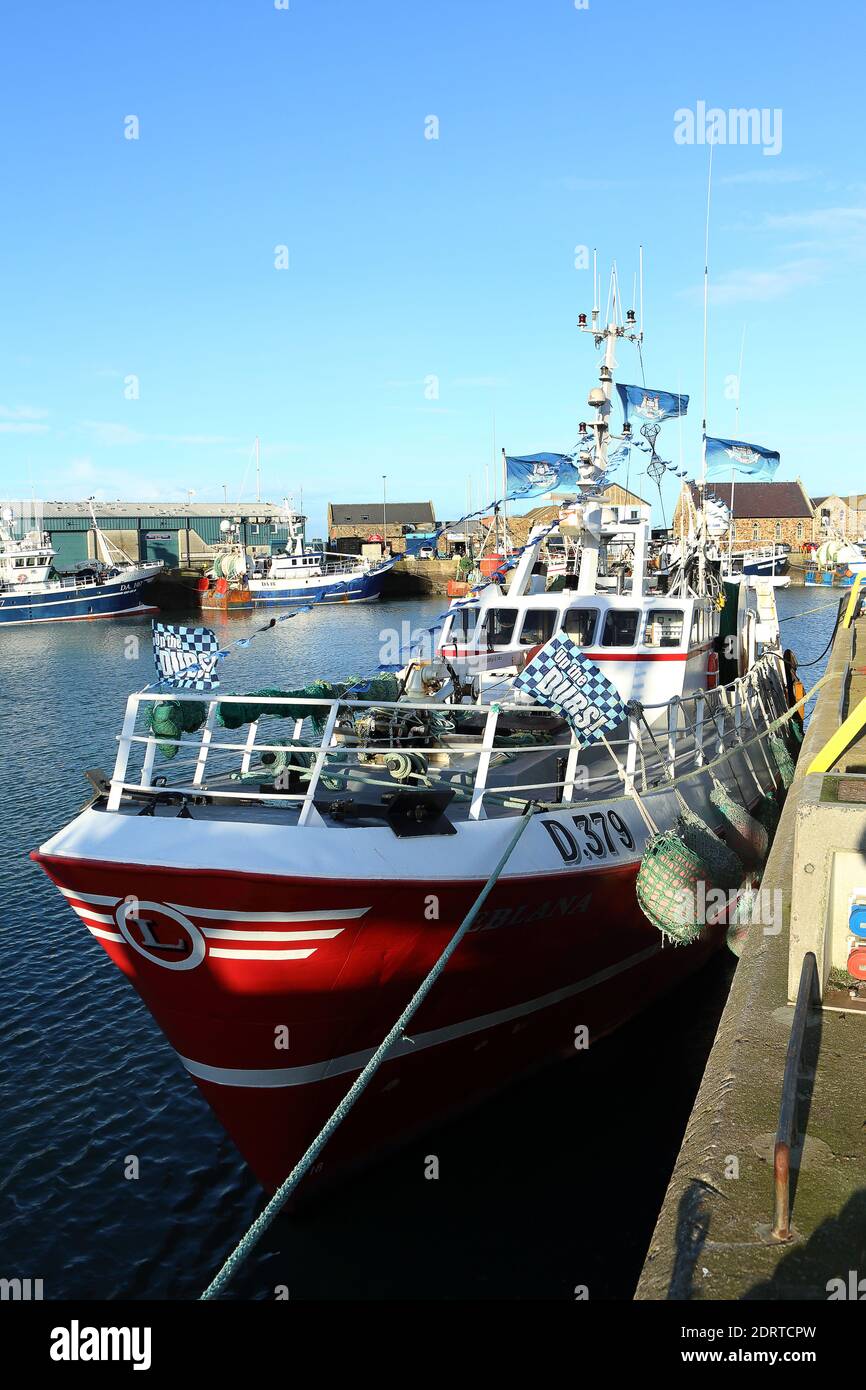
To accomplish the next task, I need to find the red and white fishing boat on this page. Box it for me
[33,293,795,1195]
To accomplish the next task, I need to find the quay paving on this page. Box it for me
[637,610,866,1300]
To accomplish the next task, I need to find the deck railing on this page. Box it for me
[105,652,787,823]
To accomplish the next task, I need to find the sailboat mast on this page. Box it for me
[255,436,261,504]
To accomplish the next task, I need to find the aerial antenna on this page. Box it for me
[592,248,598,329]
[701,144,714,488]
[639,244,644,339]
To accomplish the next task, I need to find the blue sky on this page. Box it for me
[1,0,863,537]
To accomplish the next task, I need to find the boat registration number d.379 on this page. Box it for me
[542,810,636,865]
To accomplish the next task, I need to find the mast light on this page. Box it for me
[578,313,587,327]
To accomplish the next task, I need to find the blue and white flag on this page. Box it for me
[505,452,581,498]
[152,622,221,691]
[513,633,629,748]
[616,384,689,424]
[705,436,780,480]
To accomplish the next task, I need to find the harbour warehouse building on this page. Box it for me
[40,501,303,570]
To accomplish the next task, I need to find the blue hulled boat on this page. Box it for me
[0,503,161,625]
[246,521,395,605]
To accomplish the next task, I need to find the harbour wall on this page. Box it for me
[636,604,866,1300]
[143,558,460,609]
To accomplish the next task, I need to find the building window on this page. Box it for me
[775,522,782,541]
[796,521,804,541]
[752,523,759,541]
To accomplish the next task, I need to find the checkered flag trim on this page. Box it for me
[513,632,628,748]
[152,623,221,691]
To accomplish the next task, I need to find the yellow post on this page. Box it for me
[808,694,866,774]
[842,571,864,628]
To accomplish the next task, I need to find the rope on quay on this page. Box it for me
[199,805,537,1301]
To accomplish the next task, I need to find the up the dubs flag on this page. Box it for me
[152,622,221,691]
[705,436,780,480]
[615,384,689,423]
[513,633,628,748]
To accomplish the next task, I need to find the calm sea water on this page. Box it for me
[0,586,838,1300]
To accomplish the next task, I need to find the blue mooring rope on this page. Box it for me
[199,806,536,1299]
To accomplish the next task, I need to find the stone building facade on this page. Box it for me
[672,480,814,548]
[327,501,436,555]
[811,494,866,542]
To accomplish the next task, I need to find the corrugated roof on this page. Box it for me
[39,500,301,520]
[687,480,812,519]
[329,502,435,525]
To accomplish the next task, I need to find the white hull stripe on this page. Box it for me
[179,943,663,1089]
[79,920,320,958]
[200,927,344,942]
[208,947,316,961]
[57,886,367,926]
[72,906,338,955]
[171,904,367,924]
[84,924,124,943]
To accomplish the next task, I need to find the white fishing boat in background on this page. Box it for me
[247,509,396,605]
[719,542,791,589]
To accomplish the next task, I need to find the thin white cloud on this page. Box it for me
[452,375,507,389]
[80,421,236,447]
[683,258,823,305]
[719,167,813,186]
[763,206,866,234]
[0,404,49,421]
[0,422,50,434]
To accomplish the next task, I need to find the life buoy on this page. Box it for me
[16,573,26,584]
[707,649,719,689]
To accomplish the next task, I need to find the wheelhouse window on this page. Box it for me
[443,605,479,644]
[562,607,598,645]
[517,609,556,646]
[644,608,684,648]
[478,607,518,649]
[601,609,639,647]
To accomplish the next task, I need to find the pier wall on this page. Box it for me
[636,609,866,1301]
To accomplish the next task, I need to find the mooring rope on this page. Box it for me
[199,805,537,1300]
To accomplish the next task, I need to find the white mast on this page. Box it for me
[699,146,714,594]
[728,323,747,569]
[255,436,261,504]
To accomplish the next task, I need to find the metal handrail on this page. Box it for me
[105,658,781,817]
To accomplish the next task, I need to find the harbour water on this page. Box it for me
[0,588,838,1300]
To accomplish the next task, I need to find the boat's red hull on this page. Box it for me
[33,849,723,1194]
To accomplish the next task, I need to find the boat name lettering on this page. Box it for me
[542,811,636,865]
[472,891,592,933]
